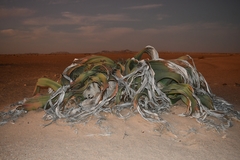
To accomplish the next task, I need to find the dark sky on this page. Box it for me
[0,0,240,53]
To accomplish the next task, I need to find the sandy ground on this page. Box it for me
[0,52,240,160]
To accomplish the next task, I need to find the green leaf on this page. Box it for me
[33,78,62,95]
[149,60,184,86]
[20,94,50,111]
[197,93,214,110]
[162,83,198,115]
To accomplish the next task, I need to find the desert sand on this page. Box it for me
[0,52,240,160]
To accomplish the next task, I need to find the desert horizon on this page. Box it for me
[1,49,240,55]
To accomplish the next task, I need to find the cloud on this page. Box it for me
[97,27,134,40]
[124,4,162,10]
[160,24,194,33]
[91,14,136,22]
[1,27,55,40]
[77,25,99,32]
[0,29,16,36]
[156,14,169,20]
[62,12,137,22]
[1,22,239,53]
[23,12,137,25]
[23,16,77,25]
[76,25,134,42]
[48,0,70,4]
[0,7,35,18]
[48,0,81,5]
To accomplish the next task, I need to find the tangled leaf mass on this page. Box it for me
[1,45,240,130]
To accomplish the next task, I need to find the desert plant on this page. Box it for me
[1,46,239,130]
